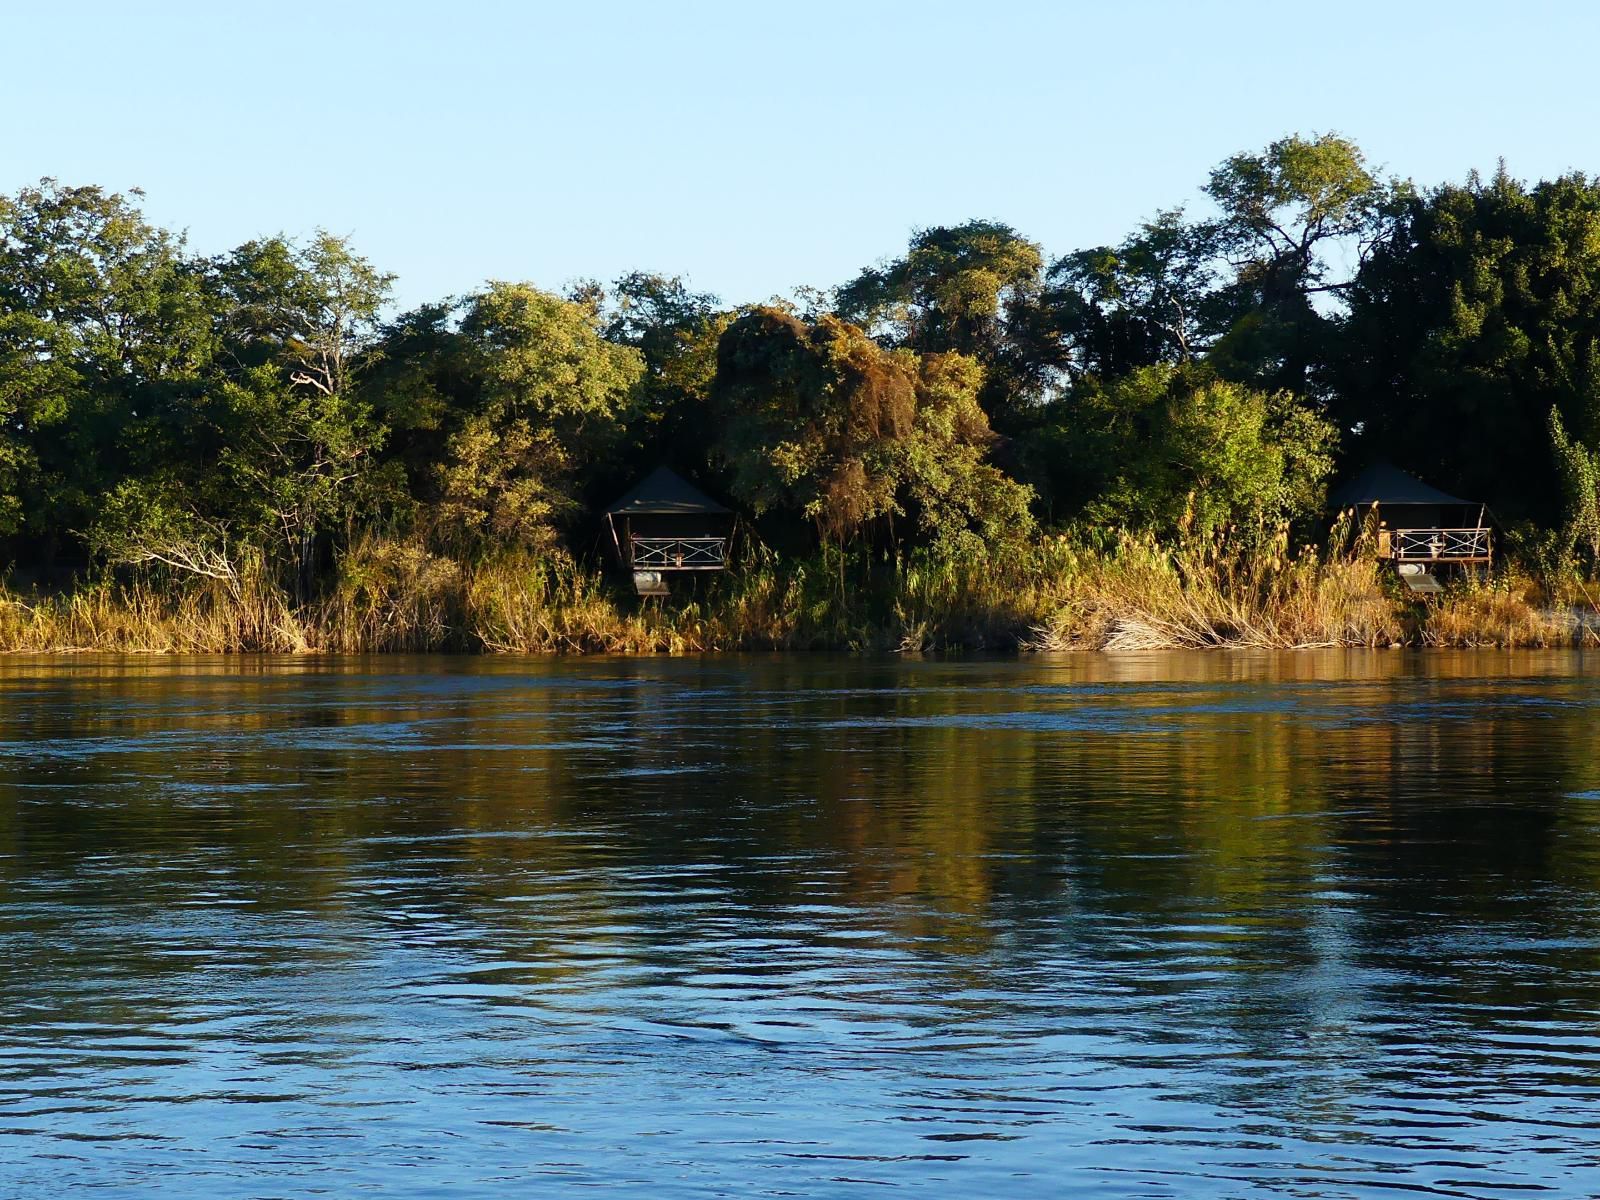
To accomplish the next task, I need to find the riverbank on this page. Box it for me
[4,535,1593,654]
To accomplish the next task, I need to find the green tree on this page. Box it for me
[1065,364,1337,540]
[1202,133,1403,393]
[0,180,217,552]
[1339,168,1600,520]
[219,234,393,596]
[834,220,1047,422]
[91,233,393,600]
[904,352,1036,555]
[372,283,644,554]
[599,272,729,484]
[1047,210,1214,379]
[713,307,1032,551]
[1548,406,1600,566]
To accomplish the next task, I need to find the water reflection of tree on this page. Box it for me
[3,653,1600,1067]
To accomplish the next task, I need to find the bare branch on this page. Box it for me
[116,540,239,581]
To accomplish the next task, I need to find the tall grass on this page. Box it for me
[1,527,1592,654]
[0,564,305,653]
[1024,527,1403,651]
[1421,577,1577,648]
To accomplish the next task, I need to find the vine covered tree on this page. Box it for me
[834,220,1047,423]
[713,306,1032,552]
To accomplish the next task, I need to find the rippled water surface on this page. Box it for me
[4,652,1600,1198]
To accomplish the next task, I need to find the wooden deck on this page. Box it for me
[629,536,728,570]
[1385,528,1492,564]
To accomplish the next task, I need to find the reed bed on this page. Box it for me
[2,530,1594,654]
[0,571,306,653]
[1023,529,1404,651]
[1421,580,1577,648]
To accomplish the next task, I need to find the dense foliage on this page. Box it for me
[7,133,1600,642]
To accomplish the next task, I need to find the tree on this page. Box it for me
[599,272,729,482]
[220,233,392,401]
[834,220,1047,422]
[373,283,644,555]
[1339,169,1600,521]
[713,307,1032,552]
[603,271,719,362]
[1060,364,1337,540]
[1047,210,1215,379]
[1206,134,1395,287]
[715,308,907,543]
[90,233,394,599]
[1548,407,1600,566]
[903,352,1036,555]
[1202,133,1404,394]
[0,179,217,551]
[216,235,393,595]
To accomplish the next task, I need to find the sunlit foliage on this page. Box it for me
[713,307,1032,552]
[3,129,1600,649]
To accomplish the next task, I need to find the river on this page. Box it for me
[2,652,1598,1197]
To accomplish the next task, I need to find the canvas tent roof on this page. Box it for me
[1328,462,1474,509]
[604,466,729,516]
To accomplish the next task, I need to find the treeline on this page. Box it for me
[4,133,1600,651]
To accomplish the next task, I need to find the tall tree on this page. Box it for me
[834,220,1046,423]
[0,179,216,553]
[1202,133,1404,394]
[1046,209,1215,380]
[1549,407,1600,566]
[1338,168,1600,520]
[599,272,728,483]
[369,283,644,555]
[218,234,393,596]
[92,233,394,599]
[713,307,1032,552]
[1055,364,1337,541]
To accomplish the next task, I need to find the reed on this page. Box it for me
[1420,575,1573,648]
[1024,526,1404,651]
[314,535,467,652]
[0,565,306,653]
[1,530,1592,654]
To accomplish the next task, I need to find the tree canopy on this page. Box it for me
[6,131,1600,594]
[1340,168,1600,522]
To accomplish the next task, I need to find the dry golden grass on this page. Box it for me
[314,534,465,652]
[2,531,1593,655]
[1025,529,1405,652]
[1420,576,1573,648]
[0,571,306,653]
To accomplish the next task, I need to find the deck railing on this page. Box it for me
[630,536,727,569]
[1390,527,1492,562]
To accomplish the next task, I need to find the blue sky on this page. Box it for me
[7,1,1599,311]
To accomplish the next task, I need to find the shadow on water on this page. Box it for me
[2,650,1599,1197]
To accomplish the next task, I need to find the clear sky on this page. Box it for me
[7,1,1599,312]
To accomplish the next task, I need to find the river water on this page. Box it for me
[2,652,1599,1198]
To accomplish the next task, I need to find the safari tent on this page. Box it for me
[1330,462,1491,591]
[603,466,732,596]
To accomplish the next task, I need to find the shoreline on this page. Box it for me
[6,540,1597,656]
